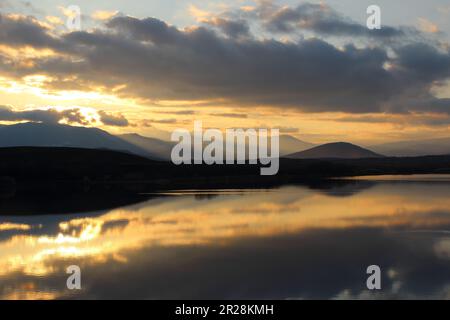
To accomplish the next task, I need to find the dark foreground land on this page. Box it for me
[0,146,450,186]
[0,147,449,215]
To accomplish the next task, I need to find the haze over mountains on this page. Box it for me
[120,133,315,160]
[278,135,315,156]
[1,122,450,160]
[370,138,450,157]
[118,133,174,160]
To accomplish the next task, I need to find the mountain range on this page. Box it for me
[1,122,450,159]
[0,123,317,160]
[0,122,163,160]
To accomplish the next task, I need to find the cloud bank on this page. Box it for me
[0,1,449,119]
[0,105,130,127]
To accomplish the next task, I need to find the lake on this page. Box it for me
[1,175,450,299]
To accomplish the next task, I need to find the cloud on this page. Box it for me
[92,10,119,21]
[0,106,131,127]
[259,2,405,39]
[0,3,449,118]
[0,13,62,49]
[148,118,178,124]
[211,112,248,118]
[45,15,63,26]
[278,127,299,133]
[154,110,196,115]
[204,17,250,39]
[0,105,90,124]
[45,22,399,112]
[417,18,439,34]
[98,111,129,127]
[188,4,211,22]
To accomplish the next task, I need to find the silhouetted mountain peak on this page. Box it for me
[287,142,384,159]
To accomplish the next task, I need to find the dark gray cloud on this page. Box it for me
[105,16,183,44]
[98,111,129,127]
[211,112,248,118]
[396,43,450,82]
[0,106,130,127]
[138,118,179,126]
[154,110,196,115]
[0,4,449,117]
[147,118,178,124]
[20,27,399,113]
[0,13,62,49]
[260,2,405,39]
[204,17,250,39]
[0,105,90,124]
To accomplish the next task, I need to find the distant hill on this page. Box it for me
[279,135,315,156]
[0,122,162,160]
[371,137,450,157]
[287,142,384,159]
[118,133,174,160]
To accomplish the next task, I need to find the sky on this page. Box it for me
[1,0,450,144]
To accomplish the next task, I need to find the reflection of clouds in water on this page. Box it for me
[1,182,450,299]
[3,227,450,299]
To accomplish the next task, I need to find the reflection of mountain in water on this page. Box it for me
[303,180,376,197]
[0,187,153,216]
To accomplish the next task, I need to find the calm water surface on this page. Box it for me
[1,175,450,299]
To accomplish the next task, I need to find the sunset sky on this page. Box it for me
[1,0,450,145]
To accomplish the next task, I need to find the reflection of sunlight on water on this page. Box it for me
[39,220,103,244]
[0,223,36,231]
[1,182,450,299]
[1,286,58,300]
